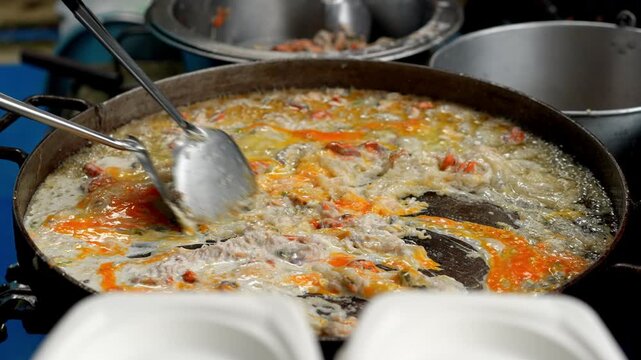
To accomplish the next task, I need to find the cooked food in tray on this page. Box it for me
[24,88,615,337]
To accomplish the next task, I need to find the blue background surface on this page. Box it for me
[1,64,50,360]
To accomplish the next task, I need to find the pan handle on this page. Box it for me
[0,94,93,134]
[611,263,641,275]
[0,94,94,167]
[607,200,641,274]
[617,10,637,27]
[0,283,37,343]
[0,147,28,167]
[0,264,37,343]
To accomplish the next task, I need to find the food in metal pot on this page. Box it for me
[24,88,615,337]
[271,30,368,53]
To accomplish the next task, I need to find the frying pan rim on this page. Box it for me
[10,58,631,334]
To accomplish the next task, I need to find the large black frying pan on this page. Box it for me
[0,60,630,357]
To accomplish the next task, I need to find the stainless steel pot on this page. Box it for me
[145,0,462,63]
[429,20,641,198]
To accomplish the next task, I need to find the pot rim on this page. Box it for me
[432,20,641,47]
[145,0,463,62]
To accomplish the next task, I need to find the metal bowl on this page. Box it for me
[146,0,462,62]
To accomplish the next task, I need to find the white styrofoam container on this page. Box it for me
[31,292,627,360]
[32,293,323,360]
[336,292,627,360]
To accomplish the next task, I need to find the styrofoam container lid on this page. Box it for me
[32,293,323,360]
[336,292,627,360]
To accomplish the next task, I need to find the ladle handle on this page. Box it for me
[0,93,140,153]
[61,0,203,138]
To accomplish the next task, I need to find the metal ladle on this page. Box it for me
[58,0,255,223]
